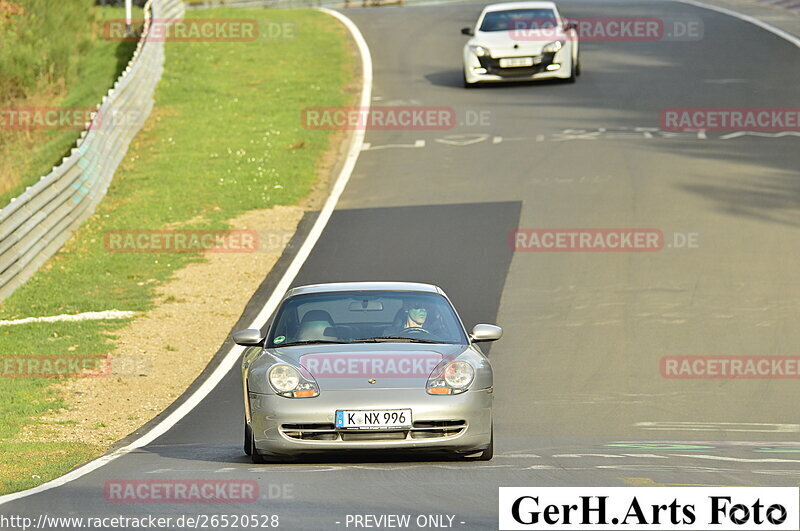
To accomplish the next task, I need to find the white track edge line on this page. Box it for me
[0,7,372,506]
[675,0,800,47]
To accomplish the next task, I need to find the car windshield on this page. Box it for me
[479,8,559,32]
[267,290,468,347]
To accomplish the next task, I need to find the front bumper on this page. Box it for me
[464,49,571,83]
[249,387,492,456]
[479,52,557,77]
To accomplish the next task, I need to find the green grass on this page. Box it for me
[0,5,142,204]
[0,320,124,439]
[0,8,356,495]
[0,441,102,495]
[0,0,97,101]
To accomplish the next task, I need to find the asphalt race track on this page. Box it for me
[2,1,800,529]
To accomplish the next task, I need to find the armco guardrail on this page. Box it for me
[185,0,402,9]
[0,0,185,301]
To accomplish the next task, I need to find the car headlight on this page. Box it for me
[268,364,319,398]
[542,40,564,53]
[444,361,475,387]
[427,360,475,395]
[469,45,490,57]
[269,365,300,392]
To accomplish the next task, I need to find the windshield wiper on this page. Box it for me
[275,340,348,347]
[352,336,445,344]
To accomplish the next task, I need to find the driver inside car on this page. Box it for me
[404,303,428,330]
[385,301,432,336]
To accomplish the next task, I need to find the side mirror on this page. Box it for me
[232,328,265,347]
[470,324,502,342]
[564,21,577,31]
[461,27,474,36]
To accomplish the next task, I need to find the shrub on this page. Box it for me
[0,0,99,103]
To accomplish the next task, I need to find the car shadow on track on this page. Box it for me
[142,443,482,466]
[424,69,568,89]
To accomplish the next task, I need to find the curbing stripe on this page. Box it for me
[0,311,136,327]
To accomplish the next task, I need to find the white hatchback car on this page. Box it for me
[461,1,580,86]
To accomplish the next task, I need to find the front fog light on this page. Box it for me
[542,40,564,53]
[269,365,300,393]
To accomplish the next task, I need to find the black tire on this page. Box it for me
[565,58,577,83]
[463,71,475,89]
[248,423,294,464]
[255,450,297,464]
[477,427,494,461]
[251,450,267,464]
[248,426,269,464]
[244,422,252,456]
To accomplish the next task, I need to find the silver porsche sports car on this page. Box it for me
[234,281,501,463]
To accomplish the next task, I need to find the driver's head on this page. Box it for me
[405,301,429,326]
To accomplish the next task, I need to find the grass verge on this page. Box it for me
[0,8,356,495]
[0,5,142,200]
[0,441,102,495]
